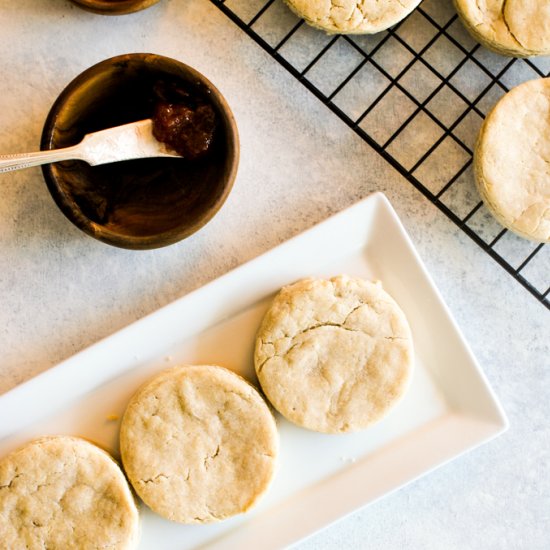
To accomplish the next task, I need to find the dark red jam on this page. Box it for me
[153,101,216,159]
[151,81,217,159]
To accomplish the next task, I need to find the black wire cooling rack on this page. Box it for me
[211,0,550,310]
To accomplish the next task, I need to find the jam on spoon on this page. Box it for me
[152,82,217,160]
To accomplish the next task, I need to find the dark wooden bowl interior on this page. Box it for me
[41,54,238,249]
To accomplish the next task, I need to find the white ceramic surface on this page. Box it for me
[0,193,507,549]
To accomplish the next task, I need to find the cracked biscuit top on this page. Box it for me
[119,365,278,524]
[283,0,422,34]
[474,77,550,242]
[454,0,550,56]
[0,436,140,550]
[254,276,413,433]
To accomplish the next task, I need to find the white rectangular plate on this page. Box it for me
[0,192,507,549]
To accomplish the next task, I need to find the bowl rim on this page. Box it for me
[71,0,161,15]
[41,53,240,250]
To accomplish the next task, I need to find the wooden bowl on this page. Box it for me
[70,0,161,15]
[41,53,239,250]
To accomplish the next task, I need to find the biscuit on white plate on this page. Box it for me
[454,0,550,57]
[474,78,550,242]
[120,365,278,524]
[284,0,422,34]
[0,436,140,550]
[255,276,414,434]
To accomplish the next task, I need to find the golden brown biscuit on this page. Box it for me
[255,276,414,433]
[474,78,550,242]
[0,436,139,550]
[284,0,422,34]
[454,0,550,57]
[120,365,278,524]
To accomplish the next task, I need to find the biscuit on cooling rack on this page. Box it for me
[474,77,550,243]
[454,0,550,57]
[284,0,422,34]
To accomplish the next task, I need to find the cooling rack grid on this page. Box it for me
[211,0,550,310]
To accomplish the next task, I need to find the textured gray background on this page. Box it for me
[0,0,548,548]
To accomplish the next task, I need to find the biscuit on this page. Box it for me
[0,436,139,550]
[474,77,550,242]
[284,0,422,34]
[254,276,413,434]
[119,365,278,524]
[454,0,550,57]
